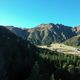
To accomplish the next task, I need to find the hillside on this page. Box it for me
[64,35,80,47]
[0,26,36,80]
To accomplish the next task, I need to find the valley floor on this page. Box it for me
[37,43,80,56]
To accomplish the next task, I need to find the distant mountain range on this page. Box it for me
[5,23,80,46]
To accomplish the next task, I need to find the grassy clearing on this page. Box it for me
[37,43,80,56]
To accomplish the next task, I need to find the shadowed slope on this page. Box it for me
[0,26,36,80]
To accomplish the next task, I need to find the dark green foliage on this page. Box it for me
[27,47,80,80]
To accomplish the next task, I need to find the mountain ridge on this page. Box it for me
[5,23,80,45]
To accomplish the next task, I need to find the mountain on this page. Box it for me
[6,23,76,45]
[1,26,80,80]
[0,26,36,80]
[27,23,76,45]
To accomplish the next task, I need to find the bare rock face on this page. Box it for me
[0,26,35,80]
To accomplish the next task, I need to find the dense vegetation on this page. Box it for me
[27,48,80,80]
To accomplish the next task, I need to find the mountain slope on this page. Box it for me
[64,35,80,47]
[27,23,76,45]
[0,26,36,80]
[6,26,29,39]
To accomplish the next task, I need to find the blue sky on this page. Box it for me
[0,0,80,28]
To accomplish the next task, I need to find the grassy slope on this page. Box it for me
[64,35,80,48]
